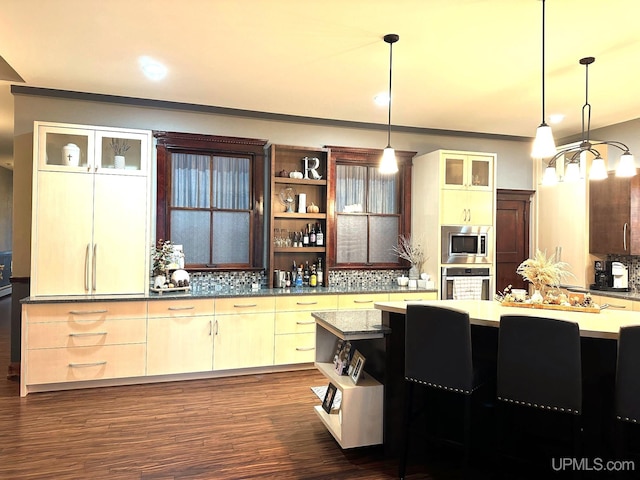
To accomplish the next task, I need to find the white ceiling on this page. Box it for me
[1,0,640,170]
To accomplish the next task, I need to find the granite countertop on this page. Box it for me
[564,285,640,302]
[21,285,437,304]
[312,309,391,340]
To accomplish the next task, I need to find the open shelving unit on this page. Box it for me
[313,319,384,449]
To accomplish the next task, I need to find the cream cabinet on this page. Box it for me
[21,301,147,396]
[388,291,437,302]
[441,152,493,191]
[147,299,215,376]
[274,294,338,365]
[337,293,389,310]
[535,143,599,288]
[30,121,152,297]
[213,296,275,370]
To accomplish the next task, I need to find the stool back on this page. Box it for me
[615,325,640,423]
[405,304,473,394]
[497,315,582,414]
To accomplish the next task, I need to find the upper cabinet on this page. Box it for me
[590,172,640,255]
[36,122,149,175]
[267,144,329,287]
[31,122,152,297]
[441,152,493,191]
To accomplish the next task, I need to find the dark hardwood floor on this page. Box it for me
[1,294,480,480]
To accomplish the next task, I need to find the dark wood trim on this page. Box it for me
[325,146,416,271]
[153,131,268,269]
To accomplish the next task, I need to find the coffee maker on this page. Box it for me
[593,260,630,291]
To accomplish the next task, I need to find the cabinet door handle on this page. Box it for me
[296,301,318,306]
[353,299,372,304]
[296,347,315,351]
[69,361,107,368]
[69,332,107,337]
[69,309,108,315]
[624,223,628,251]
[296,320,315,325]
[233,303,257,308]
[84,244,90,292]
[209,320,213,336]
[92,244,97,292]
[167,306,195,311]
[214,320,219,335]
[468,209,471,222]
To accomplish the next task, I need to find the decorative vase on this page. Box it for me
[408,265,420,280]
[531,289,544,304]
[114,155,125,169]
[62,143,80,167]
[153,274,166,289]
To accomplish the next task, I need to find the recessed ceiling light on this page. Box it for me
[549,113,564,124]
[139,56,167,81]
[374,92,389,106]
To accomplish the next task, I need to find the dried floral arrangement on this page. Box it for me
[516,249,574,296]
[110,138,131,156]
[392,234,427,271]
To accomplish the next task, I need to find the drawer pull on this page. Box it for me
[296,320,315,325]
[69,332,107,337]
[404,298,423,302]
[168,306,195,311]
[353,300,373,304]
[296,347,315,351]
[296,301,318,306]
[233,303,257,308]
[68,361,107,368]
[69,309,108,315]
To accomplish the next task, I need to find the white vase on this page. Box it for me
[531,289,544,304]
[408,265,419,280]
[62,143,80,167]
[153,275,166,289]
[114,155,125,169]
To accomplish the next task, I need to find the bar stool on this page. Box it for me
[614,325,640,459]
[496,315,582,471]
[399,304,491,479]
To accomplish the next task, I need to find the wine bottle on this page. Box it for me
[302,227,309,247]
[309,223,316,246]
[315,222,324,247]
[316,257,323,286]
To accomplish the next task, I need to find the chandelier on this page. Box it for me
[542,57,635,185]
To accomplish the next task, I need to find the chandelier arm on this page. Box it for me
[591,140,632,154]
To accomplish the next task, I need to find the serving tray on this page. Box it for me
[501,301,600,314]
[150,286,191,295]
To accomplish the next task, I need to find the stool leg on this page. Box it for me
[399,381,414,480]
[462,394,472,477]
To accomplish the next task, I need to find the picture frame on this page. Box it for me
[322,382,338,413]
[349,350,366,385]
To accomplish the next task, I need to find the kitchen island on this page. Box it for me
[374,299,640,458]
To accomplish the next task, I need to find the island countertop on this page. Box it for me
[312,309,391,340]
[374,299,640,340]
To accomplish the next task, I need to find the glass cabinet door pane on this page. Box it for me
[336,215,367,263]
[42,131,90,169]
[96,131,148,173]
[470,157,491,187]
[444,157,465,186]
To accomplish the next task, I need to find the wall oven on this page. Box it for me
[441,267,493,300]
[441,225,493,265]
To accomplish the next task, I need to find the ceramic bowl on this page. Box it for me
[511,288,527,301]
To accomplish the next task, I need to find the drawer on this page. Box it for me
[148,298,214,318]
[215,296,275,315]
[388,291,437,302]
[338,293,388,310]
[27,318,147,349]
[275,312,317,334]
[26,343,146,385]
[25,301,147,323]
[275,294,338,312]
[274,333,316,365]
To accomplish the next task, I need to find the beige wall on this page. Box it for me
[0,166,11,251]
[12,89,535,277]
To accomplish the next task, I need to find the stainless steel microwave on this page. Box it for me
[441,225,493,264]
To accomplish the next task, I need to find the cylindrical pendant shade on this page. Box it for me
[589,157,608,180]
[616,152,636,177]
[542,165,558,185]
[380,147,398,174]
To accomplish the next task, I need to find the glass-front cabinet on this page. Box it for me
[442,152,493,191]
[36,122,149,175]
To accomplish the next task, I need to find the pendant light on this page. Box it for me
[379,33,399,174]
[531,0,557,159]
[542,56,635,184]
